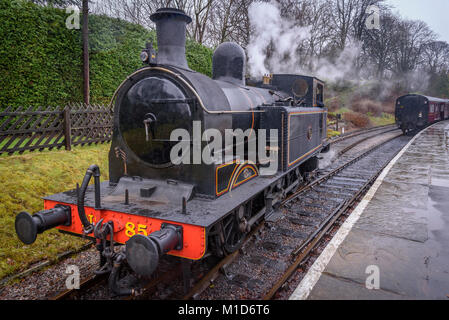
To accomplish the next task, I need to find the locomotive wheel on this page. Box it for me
[221,213,245,254]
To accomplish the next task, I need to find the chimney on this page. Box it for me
[150,8,192,69]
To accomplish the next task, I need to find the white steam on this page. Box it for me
[313,41,362,81]
[247,1,311,77]
[247,1,360,81]
[246,0,431,108]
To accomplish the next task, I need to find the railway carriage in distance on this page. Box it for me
[395,94,449,134]
[14,8,329,296]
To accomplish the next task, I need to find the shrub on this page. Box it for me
[326,97,341,112]
[350,98,384,116]
[351,99,368,114]
[0,0,213,107]
[186,39,213,77]
[0,0,83,107]
[364,100,383,116]
[343,111,371,128]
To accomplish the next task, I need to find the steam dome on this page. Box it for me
[212,42,246,85]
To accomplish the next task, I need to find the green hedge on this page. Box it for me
[0,0,213,107]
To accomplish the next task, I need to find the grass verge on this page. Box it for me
[329,109,395,128]
[368,112,395,126]
[0,143,110,279]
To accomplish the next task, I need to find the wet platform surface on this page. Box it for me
[291,121,449,300]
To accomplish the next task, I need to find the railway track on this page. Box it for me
[185,129,409,300]
[327,124,397,156]
[48,125,401,300]
[50,273,108,300]
[0,242,94,289]
[335,127,398,157]
[328,124,396,145]
[264,134,404,299]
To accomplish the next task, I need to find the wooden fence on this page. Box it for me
[0,104,113,156]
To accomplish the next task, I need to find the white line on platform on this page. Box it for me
[289,125,434,300]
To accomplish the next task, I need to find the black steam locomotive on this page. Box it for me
[15,8,329,295]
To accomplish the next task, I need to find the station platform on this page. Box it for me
[290,121,449,300]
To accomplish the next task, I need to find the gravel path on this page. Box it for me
[0,248,99,300]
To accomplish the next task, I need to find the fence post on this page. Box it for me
[63,106,72,151]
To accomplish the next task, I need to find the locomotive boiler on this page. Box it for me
[14,8,329,295]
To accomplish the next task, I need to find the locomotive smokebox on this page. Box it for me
[15,205,71,245]
[150,8,192,69]
[125,224,183,277]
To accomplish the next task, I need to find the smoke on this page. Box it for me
[313,41,362,82]
[247,1,361,82]
[247,1,311,76]
[246,1,431,114]
[318,149,336,169]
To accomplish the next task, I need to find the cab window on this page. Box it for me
[316,83,324,107]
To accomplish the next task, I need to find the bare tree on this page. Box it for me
[423,41,449,74]
[208,0,246,46]
[187,0,212,44]
[329,0,358,50]
[390,19,435,76]
[351,0,384,41]
[86,0,449,94]
[360,10,397,78]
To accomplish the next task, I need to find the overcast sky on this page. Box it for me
[386,0,449,43]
